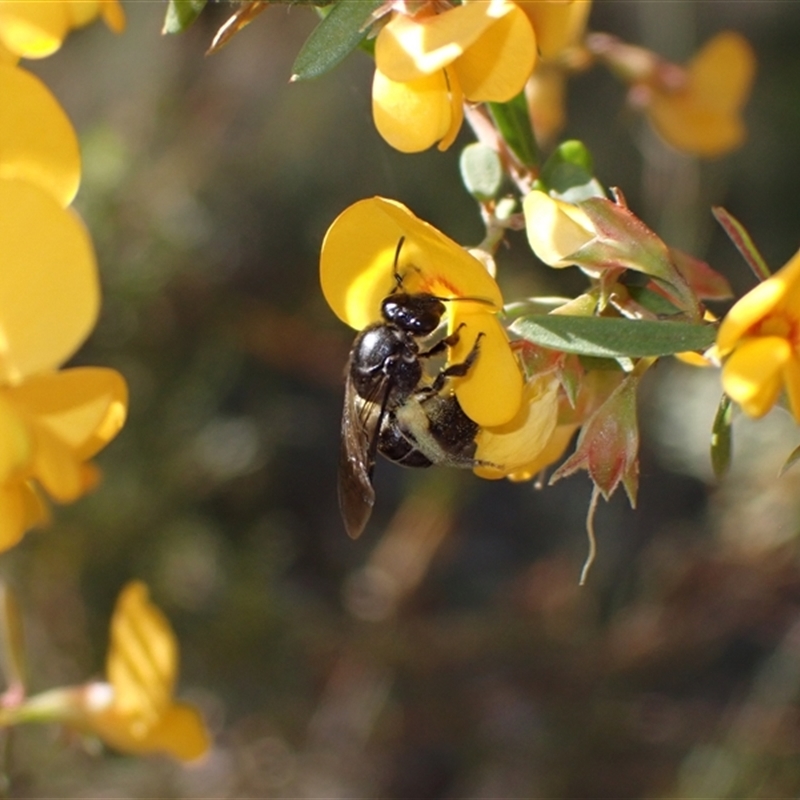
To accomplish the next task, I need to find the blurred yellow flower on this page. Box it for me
[0,63,80,205]
[5,582,210,761]
[320,196,524,427]
[372,0,536,152]
[520,0,591,143]
[0,0,124,59]
[717,249,800,421]
[646,31,755,158]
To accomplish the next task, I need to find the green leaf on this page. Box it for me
[625,285,682,316]
[539,140,605,202]
[711,393,733,479]
[486,91,539,168]
[510,314,716,358]
[459,143,503,202]
[291,0,383,81]
[162,0,207,34]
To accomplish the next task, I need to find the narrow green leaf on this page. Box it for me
[162,0,207,34]
[459,143,502,201]
[711,393,733,478]
[712,206,771,282]
[486,91,539,168]
[625,285,682,316]
[510,315,716,358]
[291,0,383,81]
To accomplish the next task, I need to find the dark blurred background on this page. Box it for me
[7,1,800,796]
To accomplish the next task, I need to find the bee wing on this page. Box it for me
[338,371,388,539]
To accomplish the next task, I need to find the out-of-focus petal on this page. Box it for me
[0,394,32,482]
[0,180,98,382]
[372,68,453,153]
[100,0,125,33]
[107,582,177,725]
[0,38,18,64]
[527,65,567,143]
[473,374,560,476]
[452,3,535,101]
[0,64,81,206]
[376,2,508,82]
[647,31,755,157]
[523,190,595,267]
[448,312,523,426]
[518,0,591,59]
[721,336,789,418]
[130,702,210,761]
[7,368,127,460]
[320,197,502,330]
[0,484,26,551]
[0,1,69,58]
[29,424,84,503]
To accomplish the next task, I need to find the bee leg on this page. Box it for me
[419,322,466,361]
[429,332,484,393]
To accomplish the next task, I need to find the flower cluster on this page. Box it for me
[0,6,127,552]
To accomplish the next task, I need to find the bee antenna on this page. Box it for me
[392,237,406,291]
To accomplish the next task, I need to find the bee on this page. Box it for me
[338,239,488,539]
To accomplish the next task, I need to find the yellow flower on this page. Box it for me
[320,196,524,427]
[6,582,210,761]
[0,0,124,59]
[646,31,755,158]
[523,189,595,267]
[0,71,127,548]
[473,373,563,479]
[517,0,591,61]
[519,0,591,143]
[372,0,536,152]
[717,249,800,421]
[0,63,81,206]
[0,368,127,550]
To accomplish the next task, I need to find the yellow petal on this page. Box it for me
[448,312,523,426]
[0,64,80,206]
[0,1,69,58]
[506,422,578,482]
[473,374,560,476]
[0,393,32,482]
[30,422,85,502]
[716,276,790,355]
[783,355,800,425]
[376,1,512,82]
[0,38,18,64]
[517,0,591,60]
[64,0,103,29]
[647,31,755,157]
[129,702,210,761]
[372,68,453,153]
[7,368,127,461]
[721,336,789,418]
[452,3,535,102]
[100,0,125,34]
[527,65,567,143]
[107,581,177,730]
[0,180,99,382]
[523,190,595,267]
[436,65,464,152]
[320,197,502,330]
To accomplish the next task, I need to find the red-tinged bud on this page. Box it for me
[550,371,640,507]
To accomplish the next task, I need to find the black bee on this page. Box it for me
[338,239,488,539]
